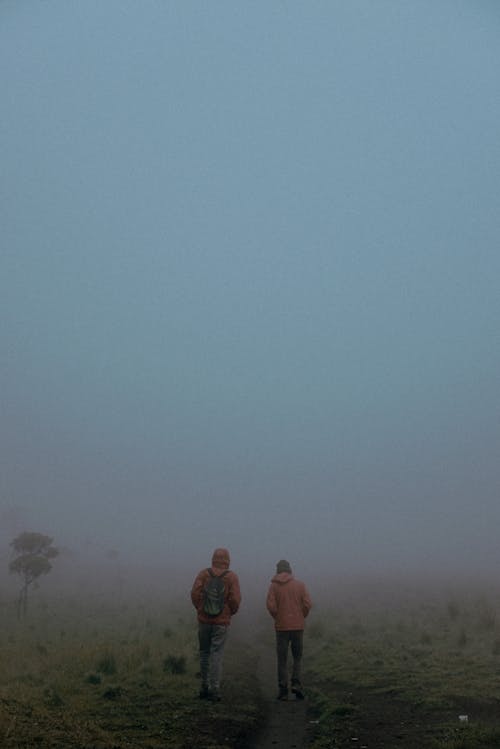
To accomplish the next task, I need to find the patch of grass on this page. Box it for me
[101,685,123,700]
[0,596,264,749]
[84,672,102,685]
[432,725,500,748]
[421,630,432,645]
[492,638,500,656]
[162,654,187,674]
[332,702,358,717]
[477,604,496,631]
[305,586,500,749]
[447,601,460,621]
[43,687,64,707]
[96,651,117,675]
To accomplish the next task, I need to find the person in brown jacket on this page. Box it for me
[266,559,312,700]
[191,547,241,701]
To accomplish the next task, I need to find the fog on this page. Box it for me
[2,2,499,600]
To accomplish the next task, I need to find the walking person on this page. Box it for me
[191,547,241,701]
[266,559,312,701]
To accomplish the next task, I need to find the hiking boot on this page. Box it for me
[291,681,305,700]
[277,686,288,701]
[207,689,221,702]
[198,685,209,699]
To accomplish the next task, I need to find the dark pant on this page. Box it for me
[275,630,303,688]
[198,623,228,692]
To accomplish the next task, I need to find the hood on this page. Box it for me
[272,572,293,585]
[211,547,230,571]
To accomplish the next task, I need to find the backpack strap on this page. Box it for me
[206,568,229,578]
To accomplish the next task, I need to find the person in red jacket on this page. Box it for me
[266,559,312,700]
[191,547,241,701]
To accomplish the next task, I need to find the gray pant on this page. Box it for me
[276,630,303,688]
[198,623,228,691]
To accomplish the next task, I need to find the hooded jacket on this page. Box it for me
[191,548,241,626]
[266,572,312,631]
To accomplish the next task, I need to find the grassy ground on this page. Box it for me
[3,583,500,749]
[303,584,500,749]
[0,593,264,749]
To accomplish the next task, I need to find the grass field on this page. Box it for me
[2,580,500,748]
[303,582,500,748]
[0,590,263,749]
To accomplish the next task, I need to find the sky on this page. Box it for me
[1,1,499,586]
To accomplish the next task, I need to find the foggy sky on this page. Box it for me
[1,1,499,584]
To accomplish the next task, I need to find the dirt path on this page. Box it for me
[247,645,310,749]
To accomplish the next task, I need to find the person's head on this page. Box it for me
[212,547,230,569]
[276,559,292,574]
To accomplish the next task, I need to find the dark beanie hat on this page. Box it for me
[276,559,292,574]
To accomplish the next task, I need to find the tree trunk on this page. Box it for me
[17,582,29,619]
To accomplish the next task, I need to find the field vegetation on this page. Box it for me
[0,588,263,749]
[2,578,500,749]
[304,581,500,748]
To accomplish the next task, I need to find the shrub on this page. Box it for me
[96,651,117,675]
[102,685,122,700]
[447,601,460,620]
[332,704,357,717]
[477,605,496,631]
[420,631,432,646]
[163,655,187,674]
[44,688,64,707]
[140,662,154,677]
[85,672,102,684]
[457,628,467,649]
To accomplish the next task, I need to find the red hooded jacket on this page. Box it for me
[266,572,312,631]
[191,548,241,626]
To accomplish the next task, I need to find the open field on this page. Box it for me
[0,590,263,749]
[303,582,500,749]
[2,580,500,748]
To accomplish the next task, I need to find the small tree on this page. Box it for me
[9,532,59,618]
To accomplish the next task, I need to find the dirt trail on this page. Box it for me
[247,645,310,749]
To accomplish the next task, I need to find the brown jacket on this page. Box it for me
[191,548,241,626]
[266,572,312,631]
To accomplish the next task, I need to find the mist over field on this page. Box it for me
[2,0,500,607]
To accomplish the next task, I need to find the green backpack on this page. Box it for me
[203,569,229,616]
